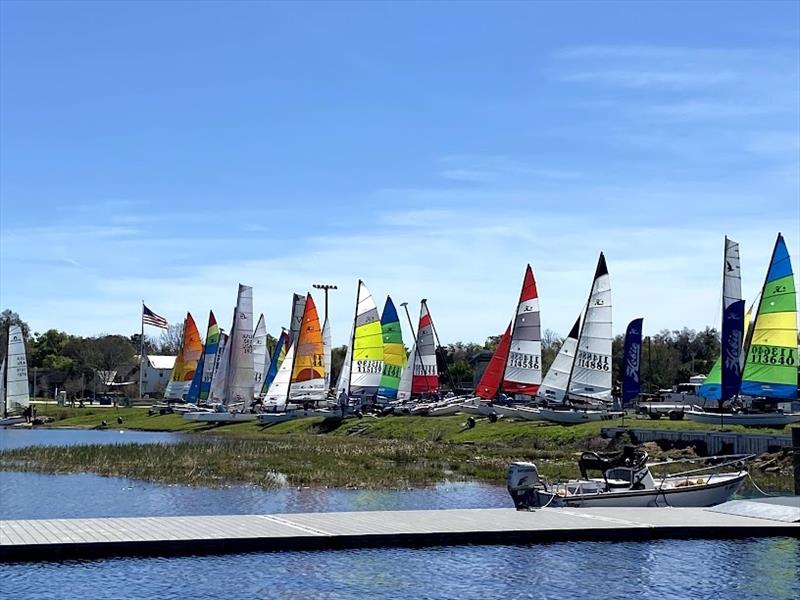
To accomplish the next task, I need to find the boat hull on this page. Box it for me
[183,412,259,423]
[535,472,746,508]
[538,408,622,424]
[257,409,339,424]
[511,406,543,421]
[685,410,800,428]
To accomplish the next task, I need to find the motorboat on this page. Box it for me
[685,407,800,428]
[507,447,748,509]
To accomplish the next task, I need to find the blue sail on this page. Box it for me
[262,331,288,393]
[720,299,745,402]
[622,318,643,405]
[185,352,204,403]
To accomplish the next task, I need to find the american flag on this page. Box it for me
[142,304,168,329]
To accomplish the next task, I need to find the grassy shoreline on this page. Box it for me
[0,407,794,492]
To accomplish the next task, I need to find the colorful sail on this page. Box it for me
[323,318,332,391]
[198,311,220,401]
[720,237,745,403]
[503,265,542,395]
[475,323,512,399]
[262,330,288,393]
[185,352,204,403]
[290,294,326,401]
[349,281,384,400]
[288,293,306,345]
[226,284,255,408]
[164,313,203,400]
[411,300,439,395]
[396,343,415,402]
[378,296,405,399]
[537,316,580,404]
[208,332,229,403]
[4,325,29,414]
[253,314,268,396]
[622,318,643,405]
[740,233,798,399]
[569,253,613,401]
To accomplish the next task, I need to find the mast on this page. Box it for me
[346,280,361,397]
[400,301,429,396]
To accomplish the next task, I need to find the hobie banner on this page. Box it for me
[622,318,643,405]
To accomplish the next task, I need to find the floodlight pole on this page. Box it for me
[312,284,338,322]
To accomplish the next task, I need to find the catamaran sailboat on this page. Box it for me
[687,234,800,427]
[538,253,622,424]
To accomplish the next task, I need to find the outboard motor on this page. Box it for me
[506,462,543,510]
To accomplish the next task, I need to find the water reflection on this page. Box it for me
[0,428,183,450]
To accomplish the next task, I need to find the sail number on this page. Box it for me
[355,360,382,373]
[576,351,610,371]
[507,352,540,370]
[414,364,437,376]
[748,345,796,366]
[382,365,402,378]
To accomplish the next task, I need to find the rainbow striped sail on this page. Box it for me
[378,296,405,399]
[198,311,220,401]
[740,233,798,399]
[349,280,384,400]
[164,313,203,400]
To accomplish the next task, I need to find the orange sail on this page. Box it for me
[164,312,203,400]
[475,322,512,400]
[290,294,326,399]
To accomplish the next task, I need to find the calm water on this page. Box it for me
[1,429,797,599]
[0,427,183,450]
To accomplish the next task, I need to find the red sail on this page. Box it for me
[475,322,512,399]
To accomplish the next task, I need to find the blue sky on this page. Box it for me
[1,1,798,345]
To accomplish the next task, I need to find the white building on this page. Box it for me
[137,355,176,397]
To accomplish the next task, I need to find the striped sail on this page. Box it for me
[164,313,203,401]
[503,264,542,395]
[198,311,220,401]
[290,294,326,401]
[208,333,229,403]
[323,318,332,391]
[253,314,268,396]
[262,331,288,393]
[288,293,306,345]
[476,323,512,400]
[396,343,415,401]
[349,281,384,400]
[740,233,798,399]
[5,325,29,414]
[378,296,405,399]
[538,316,580,404]
[265,343,295,404]
[226,284,255,408]
[411,300,439,394]
[569,253,613,401]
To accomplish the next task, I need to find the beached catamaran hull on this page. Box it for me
[537,408,622,424]
[685,410,800,427]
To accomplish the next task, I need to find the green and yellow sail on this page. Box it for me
[378,296,405,398]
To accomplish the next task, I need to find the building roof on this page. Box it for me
[145,355,176,370]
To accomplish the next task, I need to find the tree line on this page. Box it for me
[2,308,720,398]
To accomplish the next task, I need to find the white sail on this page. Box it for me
[537,317,580,404]
[288,293,306,345]
[503,265,542,396]
[349,280,384,399]
[569,254,613,401]
[253,313,268,397]
[5,325,30,414]
[396,343,415,402]
[336,323,354,396]
[208,333,230,403]
[323,318,332,391]
[265,343,295,405]
[227,284,254,408]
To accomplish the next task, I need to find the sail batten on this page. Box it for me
[503,265,542,395]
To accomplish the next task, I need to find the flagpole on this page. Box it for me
[139,301,145,401]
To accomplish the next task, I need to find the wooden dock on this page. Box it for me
[2,500,798,562]
[602,426,792,455]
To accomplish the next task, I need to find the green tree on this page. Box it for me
[0,309,30,352]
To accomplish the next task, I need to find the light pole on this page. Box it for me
[312,283,338,322]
